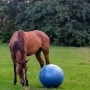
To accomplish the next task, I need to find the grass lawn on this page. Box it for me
[0,44,90,90]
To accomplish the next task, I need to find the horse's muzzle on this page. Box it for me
[20,80,29,86]
[20,80,24,86]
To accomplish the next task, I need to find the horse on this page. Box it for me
[9,30,50,86]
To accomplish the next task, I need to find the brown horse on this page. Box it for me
[9,30,50,86]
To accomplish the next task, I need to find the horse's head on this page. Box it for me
[16,60,29,86]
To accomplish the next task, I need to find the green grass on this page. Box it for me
[0,44,90,90]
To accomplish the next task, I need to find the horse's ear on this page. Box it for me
[17,61,22,64]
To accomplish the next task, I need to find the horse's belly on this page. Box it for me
[26,47,40,56]
[27,53,33,56]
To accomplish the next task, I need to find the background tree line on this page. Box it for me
[0,0,90,46]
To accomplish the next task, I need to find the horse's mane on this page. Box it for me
[13,30,24,61]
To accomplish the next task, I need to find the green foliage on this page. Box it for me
[1,29,13,43]
[0,0,90,46]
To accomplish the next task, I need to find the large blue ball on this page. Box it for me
[39,64,64,88]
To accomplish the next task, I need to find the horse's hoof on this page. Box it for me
[20,81,24,86]
[26,83,29,86]
[25,86,30,90]
[13,83,16,85]
[25,80,29,86]
[13,84,16,86]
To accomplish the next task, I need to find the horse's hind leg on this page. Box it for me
[35,49,44,68]
[42,49,50,65]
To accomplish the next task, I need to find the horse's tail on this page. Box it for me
[18,30,24,59]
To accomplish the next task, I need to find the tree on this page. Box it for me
[0,0,90,46]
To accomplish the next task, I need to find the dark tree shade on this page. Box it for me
[0,0,90,46]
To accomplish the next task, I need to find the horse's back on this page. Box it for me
[26,30,49,46]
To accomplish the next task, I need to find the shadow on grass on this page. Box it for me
[29,85,64,90]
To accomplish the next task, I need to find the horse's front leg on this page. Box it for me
[25,78,29,86]
[25,72,29,86]
[11,53,17,85]
[13,64,17,85]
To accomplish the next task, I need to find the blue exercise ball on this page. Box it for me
[39,64,64,88]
